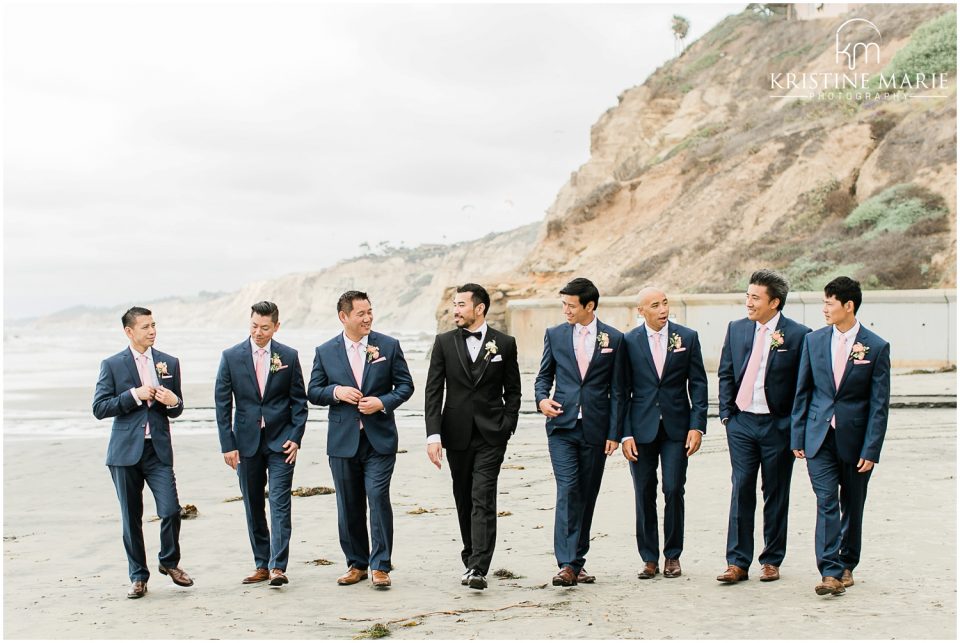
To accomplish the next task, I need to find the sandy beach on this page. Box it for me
[3,364,956,640]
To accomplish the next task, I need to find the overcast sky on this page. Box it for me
[4,2,742,319]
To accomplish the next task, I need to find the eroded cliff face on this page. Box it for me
[518,4,956,299]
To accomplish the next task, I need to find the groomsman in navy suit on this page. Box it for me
[92,307,193,599]
[535,277,626,586]
[309,291,414,589]
[215,301,308,587]
[619,287,708,580]
[716,270,811,584]
[792,276,890,596]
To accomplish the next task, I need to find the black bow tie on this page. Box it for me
[461,329,482,341]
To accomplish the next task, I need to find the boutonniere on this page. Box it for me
[155,362,169,377]
[849,342,869,361]
[769,330,784,350]
[270,352,283,373]
[484,339,498,359]
[597,332,610,349]
[366,345,380,363]
[667,333,682,352]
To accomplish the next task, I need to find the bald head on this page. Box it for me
[637,287,669,331]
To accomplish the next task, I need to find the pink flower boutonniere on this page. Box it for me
[366,345,381,363]
[597,332,610,349]
[155,362,169,377]
[849,342,869,361]
[667,333,682,352]
[769,330,784,350]
[270,352,283,373]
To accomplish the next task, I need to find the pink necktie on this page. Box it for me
[136,353,153,438]
[830,334,848,428]
[349,342,364,388]
[652,332,665,378]
[254,349,267,396]
[576,328,590,379]
[736,326,768,412]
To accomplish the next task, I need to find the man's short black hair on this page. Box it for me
[749,269,789,311]
[122,306,152,329]
[337,290,370,315]
[824,276,862,314]
[456,283,490,317]
[559,277,600,310]
[251,301,279,324]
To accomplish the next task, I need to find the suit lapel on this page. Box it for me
[473,328,496,386]
[660,323,675,377]
[836,326,865,393]
[736,321,755,383]
[122,349,142,387]
[582,320,605,381]
[763,316,785,372]
[559,323,582,383]
[821,330,839,394]
[333,334,359,388]
[242,342,263,400]
[634,327,659,379]
[451,330,473,384]
[360,333,377,391]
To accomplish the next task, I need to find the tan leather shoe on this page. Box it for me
[552,565,578,586]
[815,576,846,596]
[841,569,854,587]
[242,568,269,584]
[371,570,391,588]
[663,558,682,578]
[637,561,659,579]
[127,580,148,599]
[158,565,194,587]
[577,569,596,584]
[716,564,748,583]
[759,564,780,582]
[337,567,368,585]
[269,569,289,586]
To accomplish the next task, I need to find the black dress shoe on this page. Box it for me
[461,569,472,586]
[467,570,487,590]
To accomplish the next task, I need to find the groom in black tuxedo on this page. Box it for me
[424,283,522,590]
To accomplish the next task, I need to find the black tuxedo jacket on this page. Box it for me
[424,325,522,450]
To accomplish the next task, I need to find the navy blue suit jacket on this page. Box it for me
[791,324,891,463]
[214,339,308,457]
[308,331,415,458]
[534,319,626,446]
[718,314,812,421]
[93,347,184,467]
[620,322,708,443]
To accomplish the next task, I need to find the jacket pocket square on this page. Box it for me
[371,356,387,364]
[491,355,503,362]
[853,359,871,364]
[776,349,788,352]
[672,347,687,353]
[160,374,173,379]
[275,365,289,371]
[600,348,614,354]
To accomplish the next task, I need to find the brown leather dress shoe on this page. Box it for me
[841,569,854,587]
[637,562,659,579]
[371,570,391,588]
[577,569,596,584]
[337,567,369,585]
[242,568,270,584]
[552,565,578,586]
[815,576,846,596]
[759,564,780,582]
[158,565,194,587]
[269,569,289,586]
[127,580,148,599]
[716,564,748,583]
[663,558,682,578]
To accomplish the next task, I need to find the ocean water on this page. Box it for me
[3,327,437,441]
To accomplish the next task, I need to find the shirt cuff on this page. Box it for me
[166,394,180,409]
[621,436,634,442]
[130,388,142,406]
[426,434,441,445]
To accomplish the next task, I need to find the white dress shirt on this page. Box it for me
[831,320,861,366]
[335,332,368,401]
[250,338,272,426]
[745,312,781,415]
[621,321,668,443]
[573,316,598,419]
[128,346,179,437]
[427,323,489,445]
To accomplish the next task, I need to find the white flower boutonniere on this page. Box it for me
[849,342,869,361]
[769,330,784,351]
[597,332,610,349]
[366,345,381,363]
[155,362,169,377]
[484,339,498,360]
[667,333,682,352]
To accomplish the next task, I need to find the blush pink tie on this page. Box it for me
[736,325,768,412]
[652,332,665,378]
[254,349,267,396]
[831,333,848,428]
[576,328,590,379]
[136,353,153,438]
